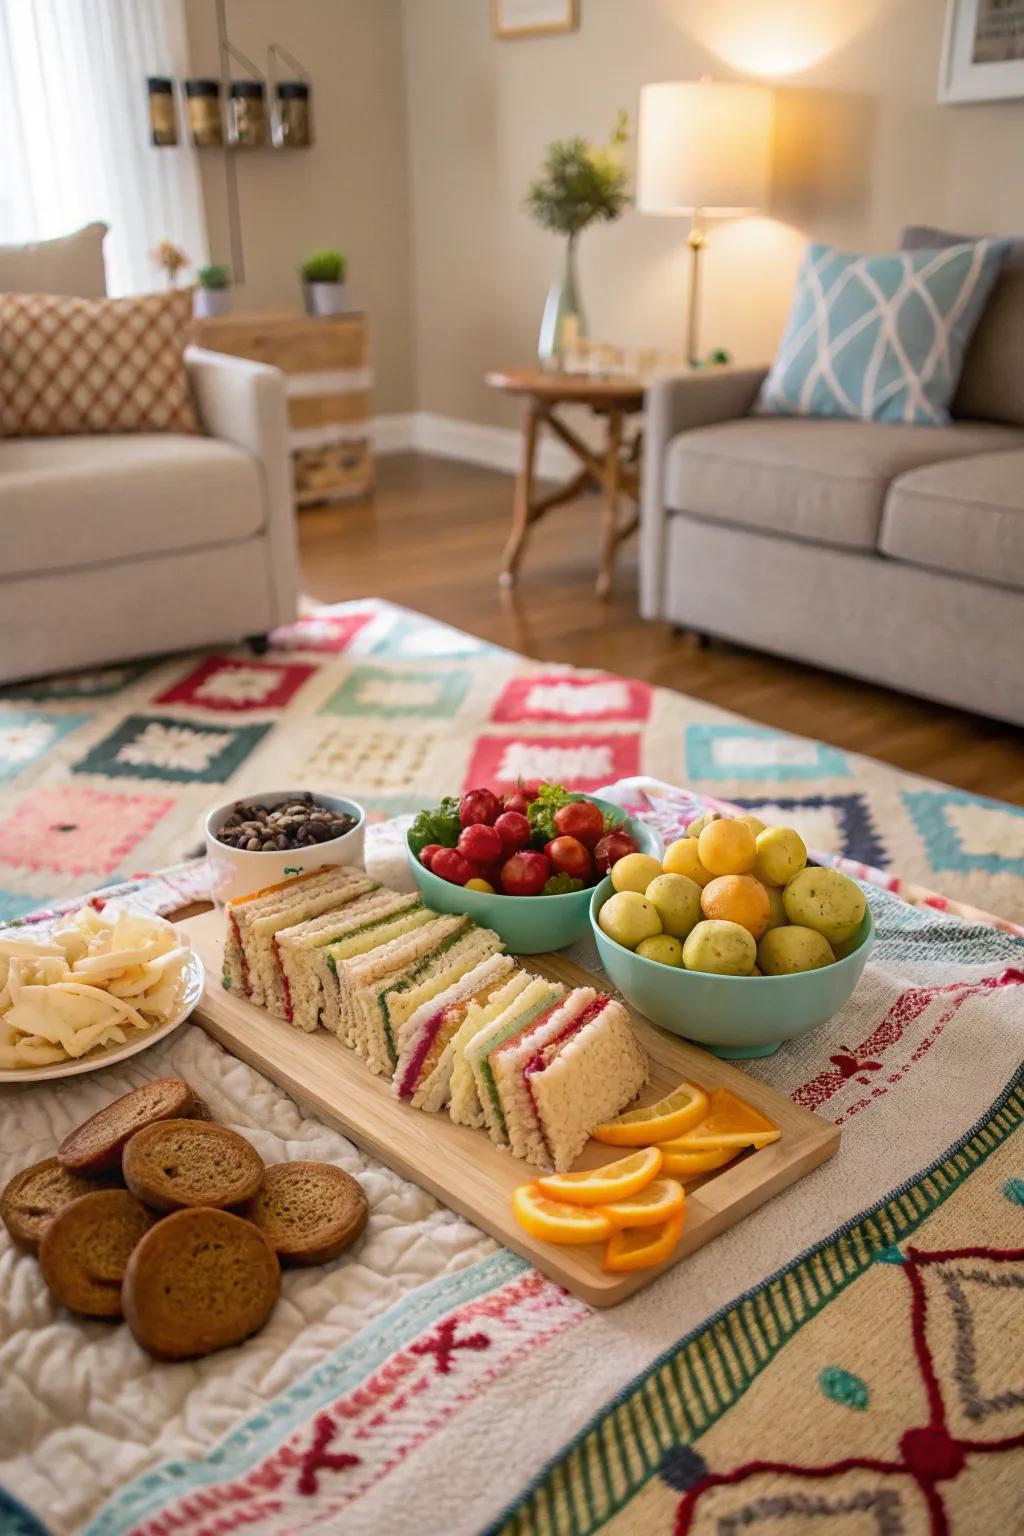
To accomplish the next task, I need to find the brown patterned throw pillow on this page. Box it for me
[0,287,198,438]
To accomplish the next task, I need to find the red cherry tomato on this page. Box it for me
[544,835,592,882]
[593,829,638,874]
[502,792,530,817]
[457,822,502,865]
[500,850,551,896]
[419,843,445,871]
[493,810,532,853]
[459,788,502,828]
[430,848,474,886]
[553,799,604,849]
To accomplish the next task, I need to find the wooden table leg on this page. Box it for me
[500,401,540,587]
[596,408,623,600]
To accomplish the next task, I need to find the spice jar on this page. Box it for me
[184,79,222,148]
[272,81,311,148]
[228,80,266,148]
[147,77,177,147]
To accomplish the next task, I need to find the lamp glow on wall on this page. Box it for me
[638,79,773,364]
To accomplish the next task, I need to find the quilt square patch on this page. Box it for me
[491,673,651,724]
[0,785,173,876]
[370,615,500,659]
[903,789,1024,878]
[270,610,375,654]
[687,724,850,781]
[0,890,44,921]
[0,709,91,783]
[732,793,886,867]
[154,657,316,713]
[72,715,270,784]
[318,665,472,720]
[0,662,151,702]
[465,733,640,793]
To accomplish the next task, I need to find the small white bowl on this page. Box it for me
[204,790,366,904]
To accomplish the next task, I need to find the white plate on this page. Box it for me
[0,951,205,1085]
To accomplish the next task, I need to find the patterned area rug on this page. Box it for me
[0,598,1021,923]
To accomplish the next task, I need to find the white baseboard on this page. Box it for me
[372,411,576,480]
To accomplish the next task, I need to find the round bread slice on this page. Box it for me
[39,1190,154,1318]
[122,1207,280,1359]
[122,1120,264,1212]
[1,1157,111,1251]
[58,1078,195,1175]
[244,1162,368,1266]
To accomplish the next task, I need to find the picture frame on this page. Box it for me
[492,0,578,41]
[939,0,1024,102]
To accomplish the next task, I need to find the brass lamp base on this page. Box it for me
[685,214,706,367]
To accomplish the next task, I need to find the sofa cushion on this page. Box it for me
[662,417,1024,551]
[880,449,1024,592]
[0,434,265,578]
[901,226,1024,428]
[0,223,108,298]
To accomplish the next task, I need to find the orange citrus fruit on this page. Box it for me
[698,819,757,877]
[668,1088,781,1151]
[536,1145,662,1206]
[512,1184,614,1245]
[602,1210,686,1273]
[592,1081,710,1146]
[700,874,771,940]
[600,1177,685,1230]
[658,1143,738,1180]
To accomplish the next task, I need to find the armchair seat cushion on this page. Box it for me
[880,449,1024,592]
[0,434,264,578]
[663,416,1024,551]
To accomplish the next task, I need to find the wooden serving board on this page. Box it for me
[185,910,839,1306]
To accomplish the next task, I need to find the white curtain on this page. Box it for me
[0,0,207,293]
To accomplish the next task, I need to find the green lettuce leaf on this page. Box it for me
[408,795,461,856]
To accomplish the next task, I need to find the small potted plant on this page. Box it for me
[301,247,348,317]
[194,263,231,318]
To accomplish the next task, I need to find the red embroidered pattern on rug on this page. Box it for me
[490,673,652,724]
[154,657,317,713]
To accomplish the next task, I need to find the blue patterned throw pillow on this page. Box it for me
[757,239,1008,426]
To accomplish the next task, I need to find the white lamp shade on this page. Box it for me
[638,79,773,217]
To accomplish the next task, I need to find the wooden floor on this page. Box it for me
[298,453,1024,805]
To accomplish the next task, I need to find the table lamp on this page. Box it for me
[638,79,773,364]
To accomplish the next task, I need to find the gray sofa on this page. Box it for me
[640,242,1024,728]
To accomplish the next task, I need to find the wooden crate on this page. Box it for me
[191,309,374,505]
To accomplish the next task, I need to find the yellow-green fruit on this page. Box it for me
[685,811,722,839]
[757,925,834,975]
[754,826,807,887]
[644,873,703,938]
[465,877,494,893]
[783,867,867,945]
[662,837,714,888]
[681,919,756,976]
[611,852,664,895]
[733,813,767,838]
[637,934,684,967]
[598,891,662,949]
[831,932,862,960]
[765,885,789,931]
[698,819,757,877]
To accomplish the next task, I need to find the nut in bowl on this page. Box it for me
[590,812,874,1057]
[205,791,366,904]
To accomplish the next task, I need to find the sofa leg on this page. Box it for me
[246,633,271,656]
[672,625,711,649]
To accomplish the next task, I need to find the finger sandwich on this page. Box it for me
[448,972,537,1129]
[273,889,424,1030]
[319,908,451,1043]
[463,977,568,1146]
[393,953,517,1110]
[487,987,599,1164]
[223,865,376,1006]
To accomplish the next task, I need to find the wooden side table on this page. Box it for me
[191,309,374,506]
[486,368,645,598]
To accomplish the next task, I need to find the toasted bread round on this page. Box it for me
[58,1078,195,1175]
[122,1120,264,1212]
[1,1157,112,1251]
[122,1207,280,1359]
[39,1190,154,1318]
[243,1162,368,1266]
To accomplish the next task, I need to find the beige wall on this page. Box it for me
[182,0,415,413]
[400,0,1024,429]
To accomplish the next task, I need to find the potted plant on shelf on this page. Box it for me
[194,263,231,318]
[300,248,348,317]
[527,111,629,366]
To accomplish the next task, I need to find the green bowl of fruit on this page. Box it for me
[589,810,875,1058]
[406,783,661,954]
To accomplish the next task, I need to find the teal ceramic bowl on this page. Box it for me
[590,875,874,1058]
[406,797,660,955]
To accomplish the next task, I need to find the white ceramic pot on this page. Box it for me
[303,280,348,317]
[204,790,366,904]
[193,287,230,318]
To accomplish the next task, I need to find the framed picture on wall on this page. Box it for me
[493,0,578,41]
[940,0,1024,101]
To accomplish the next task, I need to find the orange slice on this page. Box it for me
[536,1146,662,1207]
[602,1210,686,1273]
[668,1088,781,1152]
[592,1081,710,1147]
[600,1177,685,1230]
[658,1144,739,1180]
[512,1183,614,1245]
